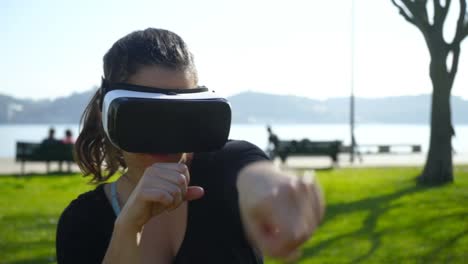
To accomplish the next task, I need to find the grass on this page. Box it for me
[0,173,94,264]
[0,167,467,263]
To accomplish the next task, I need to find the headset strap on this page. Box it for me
[99,78,209,109]
[110,181,121,216]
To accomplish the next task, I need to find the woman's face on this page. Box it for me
[122,66,197,169]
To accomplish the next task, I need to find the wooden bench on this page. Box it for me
[16,141,75,175]
[359,144,422,154]
[271,140,342,166]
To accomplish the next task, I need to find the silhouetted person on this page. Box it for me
[62,129,75,144]
[40,127,62,173]
[350,135,363,163]
[266,125,280,158]
[42,127,60,145]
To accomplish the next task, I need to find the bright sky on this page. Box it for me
[1,0,468,100]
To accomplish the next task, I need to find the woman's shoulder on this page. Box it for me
[214,140,269,162]
[192,140,268,169]
[56,184,115,263]
[222,139,260,150]
[58,184,114,225]
[66,184,109,210]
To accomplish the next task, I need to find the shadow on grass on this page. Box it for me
[1,213,59,232]
[7,256,56,264]
[420,228,468,263]
[0,213,57,264]
[301,175,460,263]
[290,166,335,172]
[1,239,56,257]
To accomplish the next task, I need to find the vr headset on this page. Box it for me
[100,79,231,154]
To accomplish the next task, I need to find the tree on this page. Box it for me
[390,0,468,184]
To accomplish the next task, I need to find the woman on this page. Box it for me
[56,28,324,264]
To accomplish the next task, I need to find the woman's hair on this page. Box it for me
[75,28,198,183]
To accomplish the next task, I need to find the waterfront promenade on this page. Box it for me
[2,153,468,174]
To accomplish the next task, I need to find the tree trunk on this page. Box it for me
[420,56,454,184]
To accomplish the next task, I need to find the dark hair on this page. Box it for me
[75,28,198,183]
[65,129,72,137]
[48,127,55,138]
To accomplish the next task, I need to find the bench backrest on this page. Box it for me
[16,142,75,162]
[277,140,342,155]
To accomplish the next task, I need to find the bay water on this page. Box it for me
[1,123,468,158]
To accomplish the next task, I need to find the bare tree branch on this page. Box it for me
[464,21,468,37]
[464,11,468,38]
[454,0,468,42]
[434,0,442,10]
[413,0,430,25]
[446,0,453,9]
[391,0,418,26]
[449,44,461,81]
[434,0,452,26]
[395,0,431,30]
[434,0,443,24]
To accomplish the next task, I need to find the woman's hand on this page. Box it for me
[237,161,325,261]
[116,163,204,233]
[103,161,204,263]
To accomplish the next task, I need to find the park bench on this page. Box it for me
[15,141,75,175]
[359,144,422,154]
[271,139,342,166]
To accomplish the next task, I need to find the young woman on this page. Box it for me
[56,28,325,264]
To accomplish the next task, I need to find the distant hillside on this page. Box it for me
[1,89,467,124]
[228,92,468,124]
[0,89,97,124]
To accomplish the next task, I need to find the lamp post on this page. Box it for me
[350,0,356,163]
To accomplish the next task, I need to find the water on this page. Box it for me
[1,123,468,158]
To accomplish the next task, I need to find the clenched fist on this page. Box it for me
[237,161,325,261]
[116,163,204,232]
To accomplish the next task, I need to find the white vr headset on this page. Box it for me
[100,79,232,153]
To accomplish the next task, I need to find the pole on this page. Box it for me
[350,0,356,163]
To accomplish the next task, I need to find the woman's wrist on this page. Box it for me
[114,216,141,236]
[103,216,142,264]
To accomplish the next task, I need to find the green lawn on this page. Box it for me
[0,167,467,264]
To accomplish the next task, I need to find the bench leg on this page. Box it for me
[279,154,287,164]
[357,151,364,163]
[67,162,71,173]
[46,162,50,174]
[59,161,63,173]
[21,161,25,176]
[330,154,338,168]
[279,156,287,169]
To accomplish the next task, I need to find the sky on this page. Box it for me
[1,0,468,100]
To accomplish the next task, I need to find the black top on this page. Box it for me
[56,140,269,264]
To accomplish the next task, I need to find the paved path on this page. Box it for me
[2,153,467,175]
[0,158,81,175]
[280,153,468,169]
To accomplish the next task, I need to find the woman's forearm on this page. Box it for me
[102,220,141,264]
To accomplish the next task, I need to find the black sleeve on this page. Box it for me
[56,197,113,264]
[213,140,270,237]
